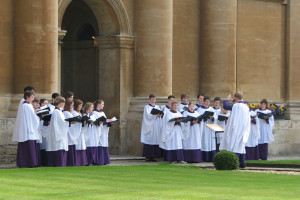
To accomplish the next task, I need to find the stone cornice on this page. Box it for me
[95,35,135,49]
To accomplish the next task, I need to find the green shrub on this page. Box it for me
[213,151,239,170]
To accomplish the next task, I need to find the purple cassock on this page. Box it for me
[75,150,88,166]
[17,140,39,168]
[258,143,269,160]
[67,145,76,166]
[46,150,67,167]
[97,147,111,165]
[143,144,163,158]
[245,146,259,160]
[163,149,184,162]
[202,151,216,162]
[86,147,99,165]
[183,149,202,163]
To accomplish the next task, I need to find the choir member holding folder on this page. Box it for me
[245,103,260,160]
[182,102,202,163]
[197,96,217,162]
[13,91,40,167]
[141,94,163,161]
[178,94,189,113]
[257,99,274,160]
[84,102,101,165]
[47,96,69,167]
[94,100,114,165]
[160,102,186,164]
[72,99,88,166]
[63,100,79,166]
[161,95,175,113]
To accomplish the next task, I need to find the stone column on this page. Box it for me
[58,30,67,94]
[14,0,58,94]
[134,0,173,97]
[199,0,237,97]
[286,0,300,120]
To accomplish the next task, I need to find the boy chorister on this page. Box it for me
[182,102,202,163]
[141,94,163,161]
[195,94,205,110]
[161,95,175,114]
[257,99,274,160]
[46,96,69,167]
[13,91,40,167]
[161,101,186,163]
[178,94,189,113]
[245,103,260,160]
[94,100,112,165]
[197,96,217,162]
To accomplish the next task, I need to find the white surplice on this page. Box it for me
[93,110,109,147]
[63,111,81,145]
[220,102,251,154]
[71,110,86,150]
[13,102,40,142]
[197,106,217,152]
[216,111,231,144]
[246,110,260,147]
[256,109,274,144]
[140,104,162,145]
[47,108,69,151]
[84,113,101,147]
[160,110,183,150]
[182,110,202,150]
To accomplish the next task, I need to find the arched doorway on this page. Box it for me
[61,0,99,102]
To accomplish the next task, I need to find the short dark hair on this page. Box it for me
[64,91,74,99]
[149,94,156,99]
[181,94,188,100]
[32,98,39,103]
[39,98,47,106]
[260,99,268,105]
[24,91,34,100]
[168,95,175,99]
[24,86,34,93]
[197,94,205,99]
[52,93,59,99]
[214,97,221,102]
[204,96,210,101]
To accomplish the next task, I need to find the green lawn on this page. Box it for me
[0,164,299,200]
[246,160,300,164]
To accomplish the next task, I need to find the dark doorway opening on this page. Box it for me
[61,0,99,103]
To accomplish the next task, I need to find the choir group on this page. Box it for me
[13,86,115,168]
[141,93,275,165]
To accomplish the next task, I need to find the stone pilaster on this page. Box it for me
[14,0,58,94]
[134,0,173,97]
[286,0,300,120]
[199,0,237,97]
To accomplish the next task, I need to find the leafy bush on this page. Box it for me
[213,151,239,170]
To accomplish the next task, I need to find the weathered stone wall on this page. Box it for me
[0,118,17,165]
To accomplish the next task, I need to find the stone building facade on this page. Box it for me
[0,0,300,164]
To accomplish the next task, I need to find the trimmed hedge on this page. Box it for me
[213,150,239,170]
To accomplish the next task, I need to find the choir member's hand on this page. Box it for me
[71,121,77,124]
[34,108,40,113]
[176,119,183,122]
[192,120,198,124]
[107,119,113,122]
[209,116,214,119]
[263,116,268,119]
[157,114,162,117]
[227,95,232,100]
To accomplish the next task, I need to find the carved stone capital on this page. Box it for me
[58,29,67,44]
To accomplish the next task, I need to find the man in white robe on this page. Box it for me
[220,92,250,168]
[141,94,163,161]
